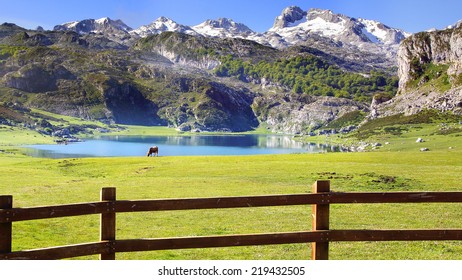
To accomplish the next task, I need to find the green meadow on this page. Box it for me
[1,121,462,260]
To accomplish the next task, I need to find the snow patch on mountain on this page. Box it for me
[131,17,197,37]
[192,18,256,38]
[53,17,133,35]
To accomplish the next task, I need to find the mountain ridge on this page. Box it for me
[48,6,410,56]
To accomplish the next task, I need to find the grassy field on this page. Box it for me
[1,121,462,260]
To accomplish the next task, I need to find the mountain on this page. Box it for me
[53,17,134,44]
[131,17,197,37]
[0,23,399,134]
[53,17,132,34]
[131,17,257,39]
[192,18,256,38]
[263,7,410,56]
[48,7,409,67]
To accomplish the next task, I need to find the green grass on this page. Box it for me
[1,120,462,260]
[1,147,462,259]
[0,126,54,146]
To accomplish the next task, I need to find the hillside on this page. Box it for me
[0,15,400,135]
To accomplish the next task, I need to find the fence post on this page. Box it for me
[0,196,13,255]
[311,180,330,260]
[100,188,116,260]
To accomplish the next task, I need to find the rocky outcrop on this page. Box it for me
[132,32,221,70]
[371,23,462,119]
[371,87,462,118]
[398,25,462,92]
[192,83,258,132]
[255,94,369,134]
[102,79,163,125]
[272,6,307,29]
[4,64,75,93]
[162,81,258,132]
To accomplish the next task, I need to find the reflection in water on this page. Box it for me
[23,135,343,158]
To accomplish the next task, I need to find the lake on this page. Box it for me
[23,135,342,158]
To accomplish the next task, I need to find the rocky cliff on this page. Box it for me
[398,24,462,92]
[371,23,462,118]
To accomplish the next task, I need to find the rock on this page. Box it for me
[340,125,357,133]
[318,129,337,135]
[272,6,307,29]
[52,128,71,138]
[355,142,370,152]
[177,123,192,132]
[95,128,110,133]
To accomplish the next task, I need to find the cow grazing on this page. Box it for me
[147,146,159,157]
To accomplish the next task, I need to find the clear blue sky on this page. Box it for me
[1,0,462,33]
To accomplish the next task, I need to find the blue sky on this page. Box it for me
[1,0,462,33]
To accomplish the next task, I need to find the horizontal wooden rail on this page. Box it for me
[329,229,462,242]
[3,191,462,223]
[114,229,462,253]
[0,242,112,260]
[327,192,462,204]
[2,229,462,260]
[114,194,319,212]
[0,202,113,223]
[115,231,326,253]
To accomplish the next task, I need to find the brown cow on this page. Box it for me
[147,146,159,157]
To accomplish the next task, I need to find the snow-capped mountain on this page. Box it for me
[130,16,197,37]
[51,6,410,62]
[192,18,256,38]
[446,19,462,30]
[265,6,410,51]
[54,17,132,34]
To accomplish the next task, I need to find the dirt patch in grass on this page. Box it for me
[316,172,416,191]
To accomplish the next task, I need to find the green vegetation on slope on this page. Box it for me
[353,110,462,140]
[215,54,398,102]
[407,61,452,92]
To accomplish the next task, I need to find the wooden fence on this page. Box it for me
[1,180,462,260]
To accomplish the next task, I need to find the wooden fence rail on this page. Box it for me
[1,180,462,260]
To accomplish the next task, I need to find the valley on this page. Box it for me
[1,4,462,260]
